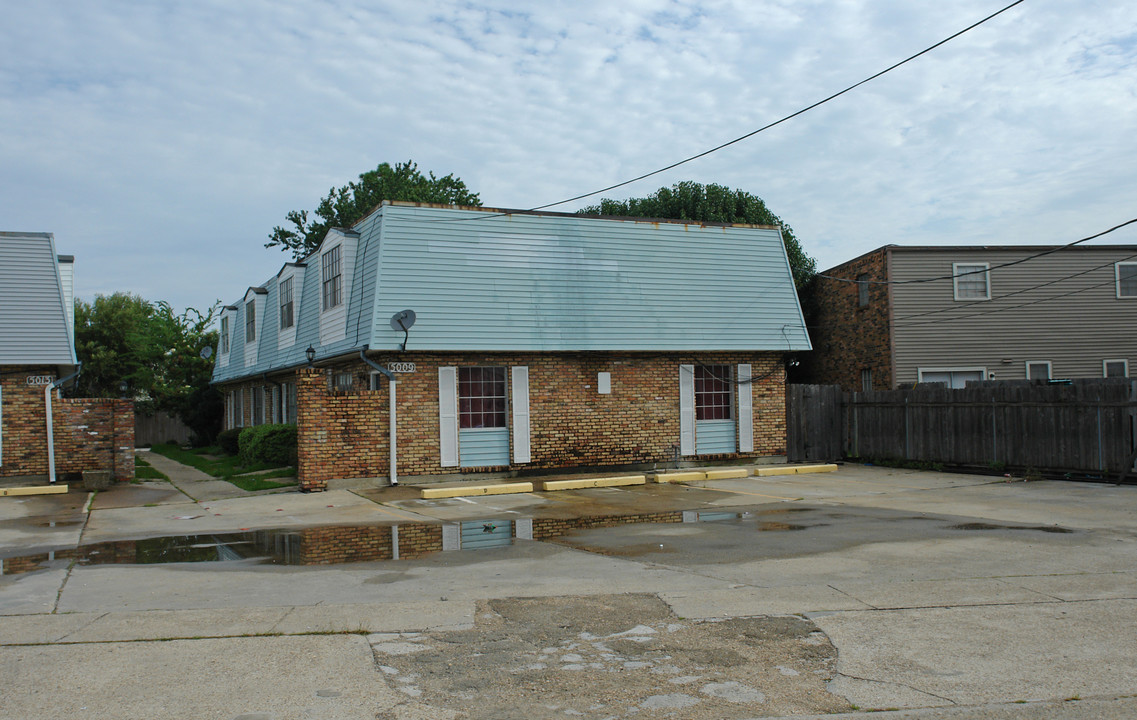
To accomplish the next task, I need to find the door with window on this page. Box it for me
[679,364,753,456]
[439,366,532,468]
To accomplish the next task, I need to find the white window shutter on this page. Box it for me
[438,366,459,467]
[737,363,753,452]
[679,365,695,456]
[512,366,531,464]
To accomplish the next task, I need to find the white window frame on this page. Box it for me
[322,244,343,311]
[953,263,990,301]
[861,368,873,392]
[332,371,354,392]
[1025,360,1052,381]
[279,276,294,330]
[245,300,257,342]
[1103,359,1129,378]
[220,316,230,354]
[856,274,869,307]
[917,367,988,388]
[1116,262,1137,299]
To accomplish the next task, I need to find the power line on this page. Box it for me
[817,216,1137,286]
[896,271,1126,327]
[893,251,1137,323]
[442,0,1026,222]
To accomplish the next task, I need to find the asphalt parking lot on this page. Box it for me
[2,464,1137,719]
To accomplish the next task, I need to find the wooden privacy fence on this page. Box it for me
[134,411,193,447]
[788,381,1137,477]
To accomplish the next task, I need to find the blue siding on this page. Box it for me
[212,203,811,385]
[368,205,811,352]
[0,233,76,366]
[696,419,736,455]
[459,427,510,468]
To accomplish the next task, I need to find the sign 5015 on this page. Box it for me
[26,375,56,386]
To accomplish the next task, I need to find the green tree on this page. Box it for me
[267,160,481,259]
[579,181,816,288]
[74,293,222,444]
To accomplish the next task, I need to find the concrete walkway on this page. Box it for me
[3,463,1137,718]
[140,449,271,502]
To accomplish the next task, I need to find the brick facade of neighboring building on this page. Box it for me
[1,366,134,481]
[216,351,787,491]
[802,248,894,392]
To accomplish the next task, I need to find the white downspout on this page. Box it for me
[389,380,397,485]
[45,383,57,484]
[360,347,398,486]
[45,363,82,484]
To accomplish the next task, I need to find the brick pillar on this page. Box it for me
[297,368,327,492]
[113,399,135,481]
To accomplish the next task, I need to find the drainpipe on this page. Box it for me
[45,363,83,484]
[359,347,398,486]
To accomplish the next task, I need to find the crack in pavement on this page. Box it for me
[835,670,960,705]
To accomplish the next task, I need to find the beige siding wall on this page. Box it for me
[890,246,1137,385]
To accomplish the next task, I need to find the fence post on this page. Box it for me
[991,397,997,464]
[904,394,910,460]
[1098,396,1104,472]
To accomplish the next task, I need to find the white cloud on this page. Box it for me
[1,0,1135,314]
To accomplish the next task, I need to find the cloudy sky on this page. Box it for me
[2,0,1135,316]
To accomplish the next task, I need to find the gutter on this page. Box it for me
[359,347,398,486]
[45,363,83,484]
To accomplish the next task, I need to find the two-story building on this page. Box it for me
[804,244,1137,391]
[212,202,811,490]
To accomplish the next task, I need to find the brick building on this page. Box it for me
[212,203,811,491]
[1,233,134,483]
[803,244,1137,391]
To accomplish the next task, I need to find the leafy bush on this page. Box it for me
[217,428,242,455]
[238,424,297,467]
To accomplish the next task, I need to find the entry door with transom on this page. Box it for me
[457,366,510,467]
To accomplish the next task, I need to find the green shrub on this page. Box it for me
[217,428,242,456]
[238,424,297,466]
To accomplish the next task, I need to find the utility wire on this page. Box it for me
[892,251,1137,323]
[817,216,1137,286]
[896,272,1127,327]
[442,0,1026,222]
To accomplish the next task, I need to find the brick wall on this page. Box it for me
[1,366,134,480]
[293,351,787,491]
[801,248,894,391]
[55,398,135,481]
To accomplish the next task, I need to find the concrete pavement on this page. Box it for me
[2,462,1137,718]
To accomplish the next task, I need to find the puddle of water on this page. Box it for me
[756,522,807,532]
[949,522,1073,534]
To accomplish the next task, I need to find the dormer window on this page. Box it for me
[322,245,342,310]
[220,316,230,354]
[279,276,294,329]
[246,300,256,342]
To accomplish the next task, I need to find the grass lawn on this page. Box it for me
[134,455,169,481]
[148,444,296,490]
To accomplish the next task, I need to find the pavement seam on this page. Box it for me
[52,610,110,643]
[834,670,959,705]
[827,583,879,610]
[268,605,298,634]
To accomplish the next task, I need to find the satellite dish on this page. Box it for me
[390,310,416,351]
[390,309,416,331]
[200,346,213,360]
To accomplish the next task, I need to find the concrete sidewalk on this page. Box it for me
[3,461,1137,719]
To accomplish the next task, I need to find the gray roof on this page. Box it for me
[213,203,810,384]
[0,232,77,367]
